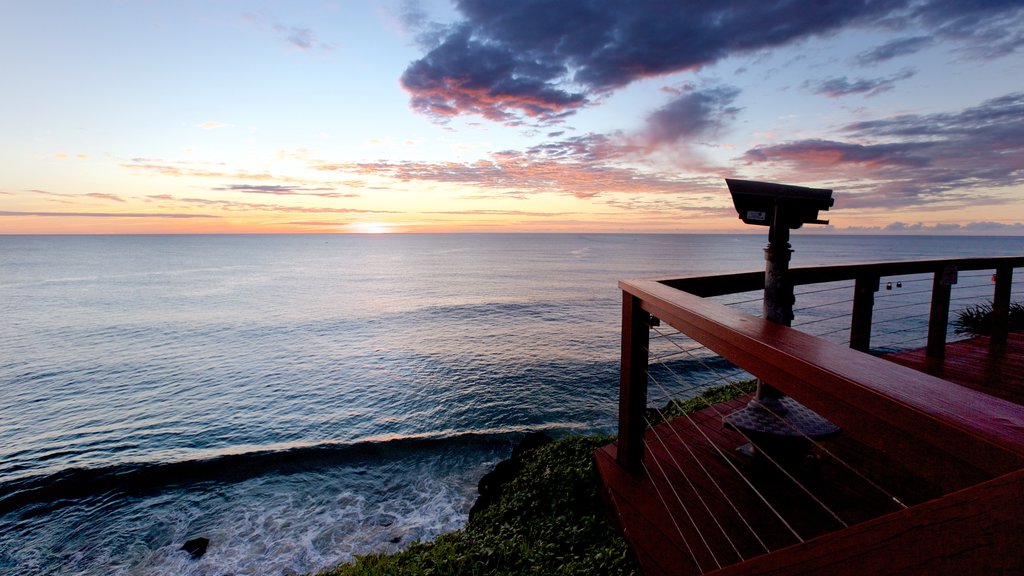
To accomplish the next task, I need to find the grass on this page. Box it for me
[315,381,755,576]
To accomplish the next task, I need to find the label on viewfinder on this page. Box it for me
[747,210,767,221]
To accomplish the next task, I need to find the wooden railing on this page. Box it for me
[654,256,1023,355]
[615,255,1024,574]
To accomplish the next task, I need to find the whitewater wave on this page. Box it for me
[0,427,588,516]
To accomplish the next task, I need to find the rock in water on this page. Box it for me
[181,537,209,559]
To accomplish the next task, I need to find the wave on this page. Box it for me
[0,429,570,516]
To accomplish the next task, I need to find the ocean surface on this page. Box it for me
[2,233,1022,575]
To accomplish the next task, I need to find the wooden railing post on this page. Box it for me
[850,275,878,352]
[618,291,649,473]
[926,265,958,359]
[991,266,1013,354]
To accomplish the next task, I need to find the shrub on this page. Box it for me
[953,301,1024,336]
[646,379,757,426]
[316,436,638,576]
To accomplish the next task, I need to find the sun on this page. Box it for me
[349,222,393,234]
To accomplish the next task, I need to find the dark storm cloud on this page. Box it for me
[809,69,915,98]
[855,36,933,65]
[741,92,1024,205]
[401,24,586,123]
[401,0,1024,123]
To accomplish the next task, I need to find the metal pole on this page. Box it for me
[724,201,838,447]
[755,203,791,410]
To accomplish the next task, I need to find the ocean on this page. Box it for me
[2,233,1022,575]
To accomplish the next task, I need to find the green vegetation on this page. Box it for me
[316,435,638,576]
[953,301,1024,335]
[646,379,757,426]
[316,382,755,576]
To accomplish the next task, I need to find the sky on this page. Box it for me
[2,0,1024,234]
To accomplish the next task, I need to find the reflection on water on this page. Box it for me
[1,233,1021,574]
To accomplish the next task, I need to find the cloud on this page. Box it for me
[912,1,1024,60]
[285,220,351,227]
[401,24,585,124]
[855,36,933,65]
[123,159,362,188]
[742,139,931,169]
[401,0,1024,124]
[640,86,741,145]
[199,121,227,130]
[808,69,916,98]
[740,91,1024,208]
[28,189,125,203]
[842,221,1024,234]
[835,220,1024,234]
[524,133,618,163]
[147,194,396,215]
[212,184,360,198]
[274,24,314,49]
[0,211,218,218]
[125,160,268,180]
[519,86,741,170]
[420,209,572,217]
[310,150,717,200]
[245,13,332,52]
[963,221,1024,233]
[272,24,333,51]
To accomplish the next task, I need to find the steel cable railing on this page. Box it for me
[638,322,914,574]
[614,256,1024,574]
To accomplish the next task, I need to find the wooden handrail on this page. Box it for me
[618,275,1024,492]
[657,256,1024,296]
[656,255,1024,354]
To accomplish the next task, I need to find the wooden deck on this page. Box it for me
[606,257,1024,575]
[883,332,1024,405]
[597,330,1024,576]
[596,396,950,576]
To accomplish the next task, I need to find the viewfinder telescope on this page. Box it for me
[726,178,833,229]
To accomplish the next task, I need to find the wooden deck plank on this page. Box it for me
[596,394,950,576]
[706,468,1024,576]
[883,332,1024,405]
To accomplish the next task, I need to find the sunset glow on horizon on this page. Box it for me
[3,1,1024,235]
